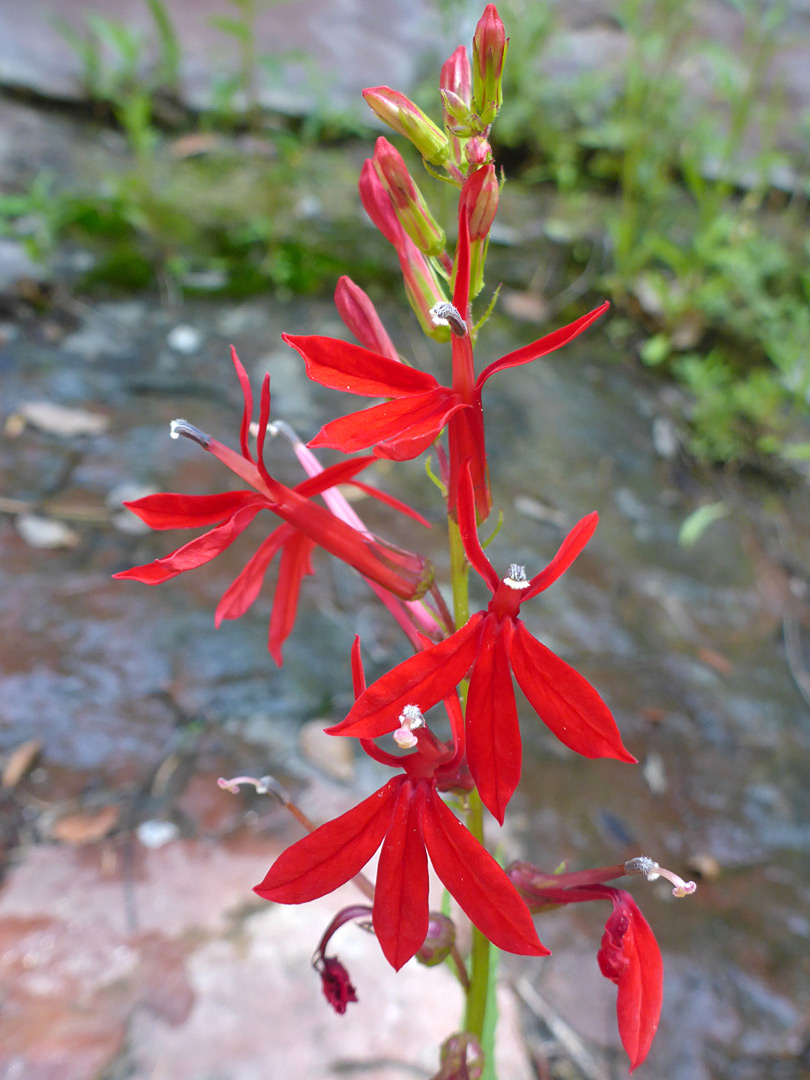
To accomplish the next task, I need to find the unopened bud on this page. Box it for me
[373,138,446,256]
[363,87,451,166]
[464,136,492,167]
[460,164,499,297]
[417,912,456,967]
[432,1033,484,1080]
[472,4,508,127]
[334,276,399,361]
[440,46,474,136]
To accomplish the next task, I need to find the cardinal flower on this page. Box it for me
[114,349,434,662]
[283,204,608,520]
[509,860,669,1072]
[327,465,635,823]
[255,640,547,971]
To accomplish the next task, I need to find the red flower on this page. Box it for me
[510,866,663,1072]
[114,349,434,663]
[327,466,635,823]
[282,206,608,519]
[254,640,547,971]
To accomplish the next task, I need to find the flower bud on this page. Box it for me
[358,157,450,342]
[464,136,492,167]
[431,1033,484,1080]
[373,138,446,257]
[460,164,499,297]
[440,46,474,137]
[334,276,399,361]
[472,4,508,127]
[461,165,499,241]
[363,86,451,166]
[416,912,456,967]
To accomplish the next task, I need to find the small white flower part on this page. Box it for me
[393,704,426,749]
[169,418,210,449]
[429,302,467,337]
[625,855,697,898]
[504,563,530,590]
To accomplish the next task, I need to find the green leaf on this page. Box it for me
[678,502,729,548]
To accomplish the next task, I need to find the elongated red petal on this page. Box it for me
[231,345,254,462]
[599,894,663,1071]
[447,403,491,522]
[507,621,637,763]
[524,512,598,600]
[293,456,377,499]
[215,523,293,625]
[113,504,264,584]
[475,302,610,390]
[326,613,486,739]
[348,481,431,528]
[452,204,471,323]
[456,461,498,591]
[122,490,263,530]
[310,389,465,459]
[419,786,548,956]
[373,779,430,970]
[268,533,315,666]
[466,621,521,824]
[282,334,438,398]
[254,777,403,903]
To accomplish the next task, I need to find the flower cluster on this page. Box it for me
[116,5,696,1074]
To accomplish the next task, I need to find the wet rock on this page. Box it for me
[166,325,203,355]
[14,514,80,549]
[18,401,109,439]
[299,719,354,783]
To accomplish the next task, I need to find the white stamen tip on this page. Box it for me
[392,704,426,750]
[504,563,529,589]
[625,855,697,898]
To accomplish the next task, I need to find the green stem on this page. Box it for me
[463,789,491,1040]
[447,514,492,1044]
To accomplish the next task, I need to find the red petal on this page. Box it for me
[268,533,315,666]
[599,894,663,1071]
[524,512,598,600]
[282,334,438,398]
[466,621,521,824]
[419,786,548,956]
[507,621,637,763]
[475,302,610,390]
[456,461,498,591]
[326,614,486,739]
[230,345,254,462]
[452,204,471,322]
[113,504,264,584]
[447,404,491,523]
[310,390,465,459]
[254,778,402,903]
[215,523,293,625]
[122,490,263,530]
[373,779,430,970]
[294,456,376,499]
[348,481,431,529]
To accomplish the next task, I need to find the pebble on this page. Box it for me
[167,325,203,354]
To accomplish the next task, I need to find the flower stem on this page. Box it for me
[448,512,491,1044]
[463,789,491,1040]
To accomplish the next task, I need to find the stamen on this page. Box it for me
[393,704,426,749]
[429,302,467,338]
[170,418,210,449]
[625,855,697,898]
[504,563,529,590]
